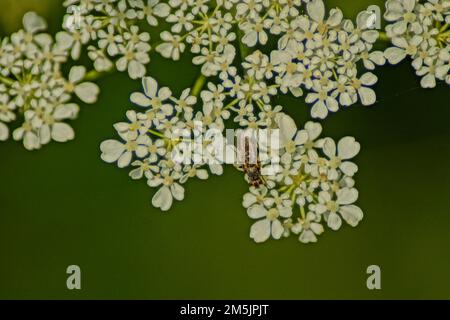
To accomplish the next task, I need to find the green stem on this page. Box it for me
[0,75,14,86]
[235,25,249,61]
[300,206,306,220]
[378,31,390,42]
[191,74,207,97]
[83,68,114,82]
[148,129,165,139]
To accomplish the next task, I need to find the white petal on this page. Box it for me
[322,138,336,158]
[53,104,78,120]
[100,140,124,163]
[142,77,158,98]
[310,223,324,235]
[327,8,343,27]
[339,161,358,176]
[250,219,271,243]
[305,121,322,140]
[248,205,267,219]
[311,101,328,119]
[307,0,325,23]
[358,87,377,106]
[403,0,416,11]
[384,47,406,65]
[51,123,75,142]
[369,51,386,65]
[242,30,257,47]
[130,92,151,107]
[336,187,359,205]
[338,137,360,160]
[152,186,173,211]
[23,12,47,33]
[340,205,364,227]
[294,130,308,145]
[299,230,317,243]
[327,212,342,230]
[361,73,378,86]
[243,193,257,208]
[170,183,185,201]
[158,87,172,101]
[75,82,100,104]
[154,3,170,17]
[117,151,132,168]
[275,113,297,143]
[271,220,284,239]
[279,206,293,218]
[40,124,51,144]
[69,66,86,83]
[129,168,144,180]
[420,74,436,89]
[128,61,146,79]
[196,169,208,180]
[0,122,9,141]
[23,132,40,150]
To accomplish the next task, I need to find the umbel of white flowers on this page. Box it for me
[383,0,450,88]
[100,74,363,244]
[1,0,448,150]
[0,0,448,246]
[60,0,388,116]
[0,12,99,150]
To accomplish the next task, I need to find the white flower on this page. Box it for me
[156,31,185,60]
[130,77,173,114]
[243,186,269,208]
[292,212,324,243]
[56,30,90,60]
[12,111,40,150]
[100,133,149,168]
[305,80,339,119]
[150,170,185,212]
[315,188,363,230]
[192,47,221,76]
[135,0,171,26]
[248,204,293,243]
[98,25,123,56]
[0,12,92,150]
[275,113,308,152]
[307,0,343,28]
[116,43,150,79]
[65,66,100,104]
[241,17,268,47]
[322,137,360,178]
[383,0,450,88]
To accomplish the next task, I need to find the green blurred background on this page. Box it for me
[0,0,449,299]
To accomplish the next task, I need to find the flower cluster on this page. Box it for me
[100,49,364,244]
[100,76,228,211]
[0,12,99,149]
[269,0,386,118]
[243,115,363,244]
[156,0,237,77]
[155,0,388,119]
[61,0,168,79]
[4,0,448,245]
[384,0,450,88]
